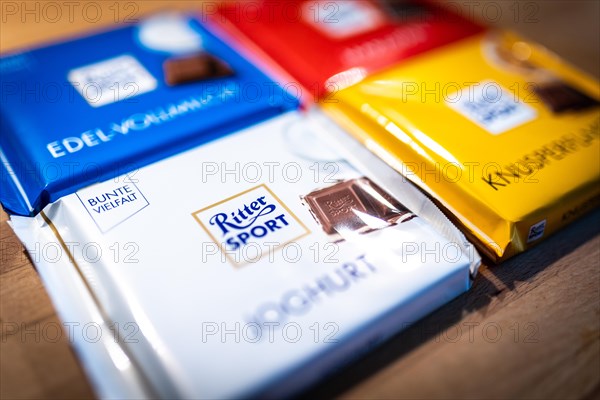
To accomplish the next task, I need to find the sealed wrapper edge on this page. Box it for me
[8,213,158,399]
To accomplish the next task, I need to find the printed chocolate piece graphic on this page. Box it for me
[302,177,413,235]
[532,82,599,113]
[486,34,599,114]
[163,53,234,85]
[379,0,426,20]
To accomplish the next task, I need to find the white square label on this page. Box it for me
[192,185,310,267]
[68,55,157,107]
[76,175,149,233]
[447,81,537,134]
[303,1,386,39]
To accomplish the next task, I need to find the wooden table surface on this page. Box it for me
[1,1,599,399]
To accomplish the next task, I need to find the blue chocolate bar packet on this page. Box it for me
[0,14,298,216]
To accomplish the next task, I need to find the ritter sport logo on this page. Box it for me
[192,184,310,267]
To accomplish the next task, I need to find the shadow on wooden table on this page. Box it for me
[302,208,600,398]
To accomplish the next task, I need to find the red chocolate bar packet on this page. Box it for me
[209,0,483,104]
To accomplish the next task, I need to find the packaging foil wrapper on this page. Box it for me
[322,30,600,261]
[211,0,483,103]
[10,111,479,398]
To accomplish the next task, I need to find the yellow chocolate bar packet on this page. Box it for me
[323,30,600,261]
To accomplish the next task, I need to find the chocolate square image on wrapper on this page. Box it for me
[163,52,234,85]
[486,34,599,114]
[302,177,414,236]
[532,81,600,113]
[379,0,427,21]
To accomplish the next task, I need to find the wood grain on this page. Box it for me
[1,1,599,399]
